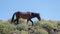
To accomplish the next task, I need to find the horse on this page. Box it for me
[11,11,41,26]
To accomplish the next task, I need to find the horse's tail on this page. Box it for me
[11,12,16,23]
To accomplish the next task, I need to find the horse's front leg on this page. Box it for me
[27,19,29,24]
[29,19,33,26]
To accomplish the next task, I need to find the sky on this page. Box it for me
[0,0,60,20]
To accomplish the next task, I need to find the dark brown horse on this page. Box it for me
[11,11,41,26]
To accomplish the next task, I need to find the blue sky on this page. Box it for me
[0,0,60,20]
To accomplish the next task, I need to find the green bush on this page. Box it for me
[0,22,16,34]
[33,20,47,27]
[21,31,28,34]
[34,29,48,34]
[33,21,40,26]
[16,23,28,31]
[10,30,21,34]
[57,21,60,26]
[39,21,57,29]
[19,19,26,24]
[0,19,59,34]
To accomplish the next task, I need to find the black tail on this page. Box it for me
[11,12,16,23]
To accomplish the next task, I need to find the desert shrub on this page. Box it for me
[33,20,47,27]
[19,18,26,24]
[39,20,57,29]
[0,22,16,34]
[0,19,59,34]
[28,22,32,26]
[33,21,40,26]
[16,23,28,31]
[56,21,60,30]
[10,30,21,34]
[21,31,28,34]
[34,29,48,34]
[0,20,3,23]
[57,21,60,26]
[6,19,11,23]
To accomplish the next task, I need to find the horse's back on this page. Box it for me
[16,12,31,19]
[20,12,31,19]
[20,12,31,14]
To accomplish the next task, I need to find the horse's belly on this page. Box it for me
[20,15,30,19]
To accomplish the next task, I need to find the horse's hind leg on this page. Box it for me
[13,18,19,25]
[13,19,17,25]
[16,19,19,24]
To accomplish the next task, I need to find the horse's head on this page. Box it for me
[31,13,41,21]
[36,13,41,21]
